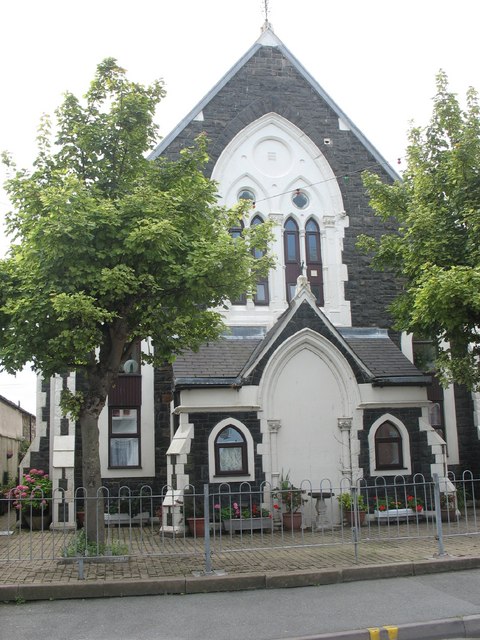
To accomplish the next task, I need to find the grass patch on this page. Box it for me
[63,529,129,558]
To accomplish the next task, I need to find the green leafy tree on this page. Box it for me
[359,71,480,389]
[0,59,274,541]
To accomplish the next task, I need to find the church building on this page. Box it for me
[25,24,480,528]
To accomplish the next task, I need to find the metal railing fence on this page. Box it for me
[1,472,480,577]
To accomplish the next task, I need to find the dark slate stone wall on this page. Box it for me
[159,45,399,328]
[247,301,369,386]
[452,385,480,477]
[359,407,433,482]
[153,363,175,491]
[186,411,264,491]
[27,376,50,475]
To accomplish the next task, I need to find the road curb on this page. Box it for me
[289,614,480,639]
[2,554,480,603]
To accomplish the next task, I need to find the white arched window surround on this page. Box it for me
[208,418,255,483]
[368,414,412,477]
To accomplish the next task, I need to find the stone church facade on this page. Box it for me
[25,25,480,528]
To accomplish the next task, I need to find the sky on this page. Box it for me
[0,0,479,414]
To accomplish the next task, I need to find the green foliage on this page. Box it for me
[8,469,52,512]
[0,57,274,403]
[359,71,480,388]
[63,529,128,557]
[337,492,366,511]
[273,471,305,513]
[0,58,274,535]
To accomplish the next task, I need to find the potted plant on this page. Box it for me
[274,473,305,530]
[338,492,367,526]
[406,495,424,513]
[215,502,273,533]
[372,495,406,521]
[8,468,53,530]
[182,487,206,537]
[440,492,457,522]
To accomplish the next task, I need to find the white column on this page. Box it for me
[268,419,282,521]
[51,372,76,530]
[338,417,353,480]
[268,213,286,311]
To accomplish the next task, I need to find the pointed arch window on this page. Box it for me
[375,422,403,470]
[251,215,269,305]
[284,218,301,302]
[214,425,248,475]
[229,219,246,305]
[305,219,324,305]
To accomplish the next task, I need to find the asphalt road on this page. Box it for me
[2,569,480,640]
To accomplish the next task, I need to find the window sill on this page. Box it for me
[108,466,142,470]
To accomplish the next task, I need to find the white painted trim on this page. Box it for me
[443,384,459,464]
[258,328,361,416]
[367,413,412,477]
[208,417,255,483]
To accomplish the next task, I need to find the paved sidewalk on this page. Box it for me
[1,509,480,605]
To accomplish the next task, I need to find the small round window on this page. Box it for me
[238,189,255,203]
[292,189,309,209]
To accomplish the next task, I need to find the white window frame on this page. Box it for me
[208,417,255,483]
[368,413,412,477]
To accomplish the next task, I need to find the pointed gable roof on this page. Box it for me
[149,27,399,182]
[172,278,426,389]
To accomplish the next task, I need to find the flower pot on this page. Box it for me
[223,517,273,533]
[441,508,457,522]
[282,511,302,531]
[343,510,366,527]
[374,508,413,520]
[24,509,51,530]
[187,517,205,537]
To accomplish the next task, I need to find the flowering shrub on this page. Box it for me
[406,495,424,512]
[7,469,52,512]
[373,495,423,512]
[273,473,305,513]
[214,502,270,520]
[373,497,402,511]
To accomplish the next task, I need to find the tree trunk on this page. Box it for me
[80,410,105,545]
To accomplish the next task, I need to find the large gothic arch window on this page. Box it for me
[229,219,246,305]
[305,218,323,305]
[251,215,269,305]
[284,218,301,302]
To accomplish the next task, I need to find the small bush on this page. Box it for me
[64,529,128,558]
